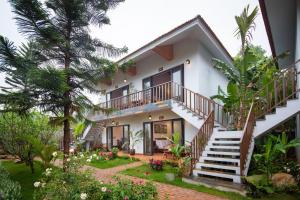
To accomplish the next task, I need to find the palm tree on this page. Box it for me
[0,0,127,168]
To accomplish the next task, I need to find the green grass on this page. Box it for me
[1,161,44,200]
[88,156,138,169]
[120,164,299,200]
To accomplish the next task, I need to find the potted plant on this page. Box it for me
[122,130,143,155]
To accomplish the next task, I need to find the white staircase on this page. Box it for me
[193,129,243,183]
[191,65,300,184]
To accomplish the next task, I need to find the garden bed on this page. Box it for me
[88,156,139,169]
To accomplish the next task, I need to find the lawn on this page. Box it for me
[1,161,43,200]
[120,164,299,200]
[88,156,138,169]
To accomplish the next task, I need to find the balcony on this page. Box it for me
[89,81,227,126]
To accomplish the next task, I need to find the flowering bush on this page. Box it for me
[33,155,157,200]
[98,151,114,160]
[282,161,300,184]
[0,165,22,200]
[149,159,163,171]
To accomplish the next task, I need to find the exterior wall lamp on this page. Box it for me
[185,59,191,64]
[148,114,152,120]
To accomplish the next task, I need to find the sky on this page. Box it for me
[0,0,271,101]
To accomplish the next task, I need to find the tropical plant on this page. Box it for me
[0,112,57,173]
[0,0,128,168]
[253,132,300,181]
[122,130,143,154]
[211,5,280,129]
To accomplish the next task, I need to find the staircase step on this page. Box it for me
[196,162,240,174]
[212,131,243,139]
[209,140,240,145]
[193,169,241,183]
[200,156,240,165]
[203,150,240,157]
[206,145,240,150]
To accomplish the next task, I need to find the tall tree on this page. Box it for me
[0,0,127,168]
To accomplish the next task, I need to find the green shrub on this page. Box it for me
[243,175,274,198]
[111,147,119,158]
[33,155,157,200]
[0,165,22,200]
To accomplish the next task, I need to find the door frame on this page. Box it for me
[143,118,185,155]
[143,121,153,155]
[106,124,130,151]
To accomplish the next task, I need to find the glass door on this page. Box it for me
[143,122,153,155]
[122,125,130,152]
[143,78,152,103]
[171,65,184,101]
[106,127,113,150]
[106,93,111,108]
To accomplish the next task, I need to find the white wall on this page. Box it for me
[95,38,228,104]
[100,109,198,154]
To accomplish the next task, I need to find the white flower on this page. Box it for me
[92,154,97,158]
[69,148,74,153]
[80,193,87,200]
[52,151,58,157]
[41,183,46,188]
[34,182,41,188]
[101,187,107,192]
[45,168,52,176]
[73,156,78,160]
[66,158,71,162]
[287,168,291,173]
[80,153,84,158]
[100,181,104,185]
[86,158,91,163]
[96,156,99,160]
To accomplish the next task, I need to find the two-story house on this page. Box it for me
[83,15,231,154]
[82,8,300,184]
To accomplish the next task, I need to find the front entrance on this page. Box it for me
[106,125,130,151]
[143,118,184,155]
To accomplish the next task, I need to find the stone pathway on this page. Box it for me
[52,159,226,200]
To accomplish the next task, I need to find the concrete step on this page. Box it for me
[196,162,240,174]
[202,150,240,157]
[193,169,241,183]
[199,156,240,165]
[208,140,240,145]
[206,145,240,151]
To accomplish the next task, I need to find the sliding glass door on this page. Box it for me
[171,65,184,101]
[106,127,113,150]
[122,125,130,152]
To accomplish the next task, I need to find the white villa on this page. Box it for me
[82,0,300,184]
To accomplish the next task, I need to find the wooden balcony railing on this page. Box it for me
[98,81,229,126]
[190,111,215,168]
[254,65,298,119]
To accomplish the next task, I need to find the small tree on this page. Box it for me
[0,0,127,168]
[0,112,58,172]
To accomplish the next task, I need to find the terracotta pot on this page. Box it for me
[129,149,135,155]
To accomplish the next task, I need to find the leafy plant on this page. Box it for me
[0,112,58,173]
[123,130,143,150]
[33,155,157,200]
[149,159,163,171]
[253,132,300,181]
[111,147,119,158]
[211,5,280,130]
[244,174,274,198]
